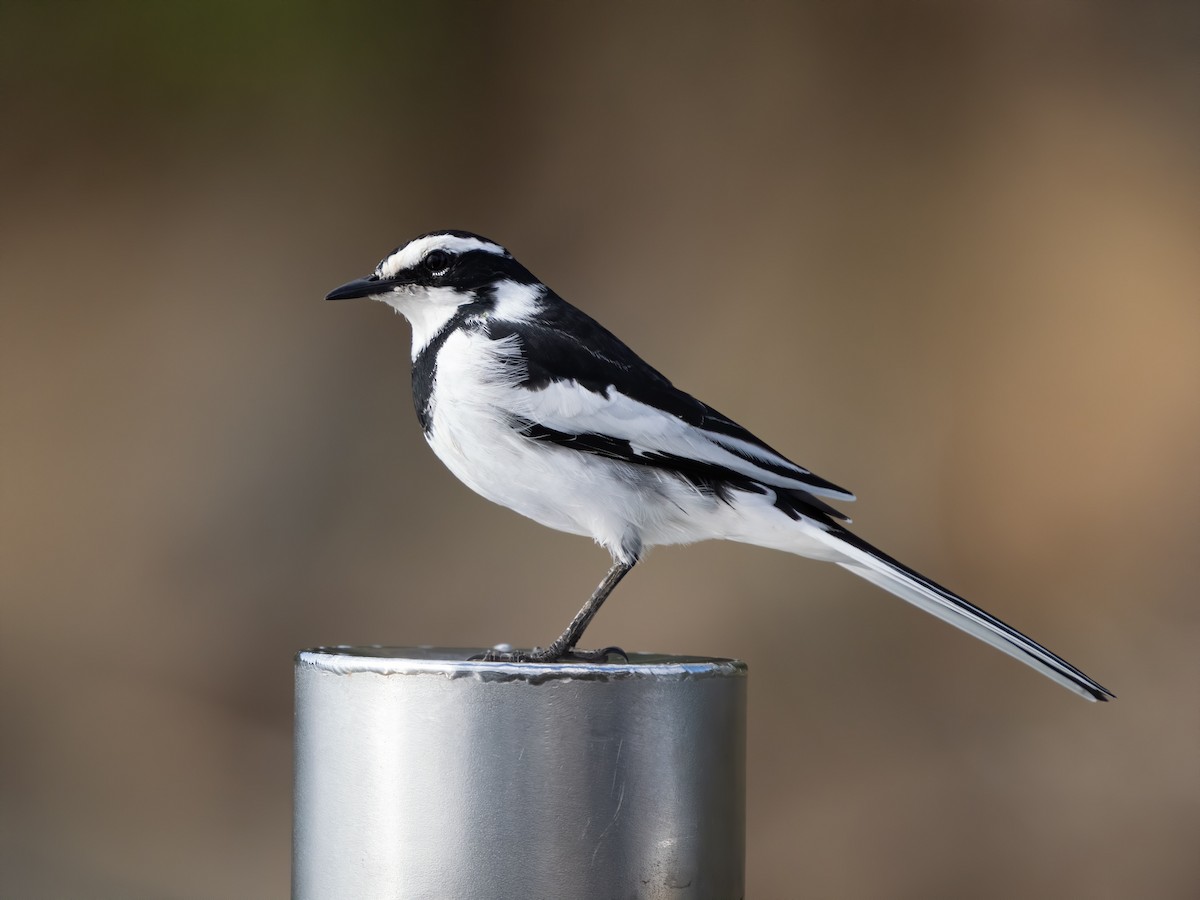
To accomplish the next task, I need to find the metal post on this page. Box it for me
[294,646,746,900]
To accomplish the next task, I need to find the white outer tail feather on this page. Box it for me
[817,531,1112,702]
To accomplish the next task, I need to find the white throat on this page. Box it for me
[377,286,472,358]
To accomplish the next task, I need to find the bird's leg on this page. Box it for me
[477,559,636,663]
[531,559,635,662]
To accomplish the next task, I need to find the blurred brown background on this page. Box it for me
[3,2,1198,897]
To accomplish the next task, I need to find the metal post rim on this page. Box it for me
[297,645,748,682]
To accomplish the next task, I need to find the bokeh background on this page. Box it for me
[3,2,1198,897]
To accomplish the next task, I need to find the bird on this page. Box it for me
[326,229,1113,702]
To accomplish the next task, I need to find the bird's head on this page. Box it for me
[326,230,545,352]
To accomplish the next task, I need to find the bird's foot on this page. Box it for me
[470,644,628,664]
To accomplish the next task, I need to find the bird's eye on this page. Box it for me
[423,250,452,275]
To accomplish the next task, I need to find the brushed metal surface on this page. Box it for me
[294,646,746,900]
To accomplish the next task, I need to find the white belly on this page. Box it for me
[423,330,700,559]
[421,328,833,563]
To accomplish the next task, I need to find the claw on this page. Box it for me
[469,645,628,664]
[562,645,628,663]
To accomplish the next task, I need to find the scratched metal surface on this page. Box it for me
[294,647,747,900]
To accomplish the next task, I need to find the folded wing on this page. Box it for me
[486,302,855,509]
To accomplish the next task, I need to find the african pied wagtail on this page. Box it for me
[326,230,1112,702]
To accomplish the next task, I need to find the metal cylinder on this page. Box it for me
[294,646,746,900]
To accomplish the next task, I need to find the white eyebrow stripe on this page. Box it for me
[377,234,509,278]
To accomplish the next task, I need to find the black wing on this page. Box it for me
[486,294,855,514]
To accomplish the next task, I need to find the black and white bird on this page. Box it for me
[326,229,1112,702]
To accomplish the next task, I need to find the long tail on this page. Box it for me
[815,526,1114,702]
